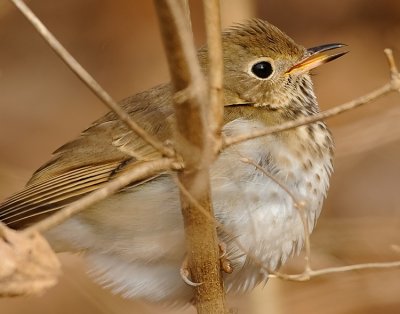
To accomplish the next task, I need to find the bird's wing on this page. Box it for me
[0,83,249,230]
[0,86,174,230]
[0,126,165,230]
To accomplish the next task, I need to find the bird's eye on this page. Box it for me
[251,61,273,79]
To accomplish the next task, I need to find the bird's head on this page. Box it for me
[199,19,346,119]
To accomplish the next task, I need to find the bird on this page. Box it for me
[0,19,345,304]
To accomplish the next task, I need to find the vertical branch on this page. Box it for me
[203,0,224,153]
[180,0,193,33]
[154,1,226,313]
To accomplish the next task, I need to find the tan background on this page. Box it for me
[0,0,400,313]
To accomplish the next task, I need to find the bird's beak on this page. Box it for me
[286,43,347,75]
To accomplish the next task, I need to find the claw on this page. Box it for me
[180,256,202,287]
[221,258,234,274]
[180,243,233,286]
[219,242,227,258]
[219,242,234,274]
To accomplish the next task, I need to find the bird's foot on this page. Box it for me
[180,256,202,287]
[219,242,233,274]
[180,243,233,286]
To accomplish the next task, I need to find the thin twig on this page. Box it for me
[239,157,300,204]
[269,261,400,281]
[224,83,392,147]
[155,0,205,97]
[384,48,400,88]
[180,0,192,33]
[203,0,224,155]
[9,0,174,158]
[223,49,400,148]
[23,158,178,235]
[239,157,312,271]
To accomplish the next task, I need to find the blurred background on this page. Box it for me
[0,0,400,313]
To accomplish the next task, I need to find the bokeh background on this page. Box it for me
[0,0,400,313]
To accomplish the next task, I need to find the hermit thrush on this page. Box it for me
[0,19,344,303]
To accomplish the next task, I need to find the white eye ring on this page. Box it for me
[248,57,274,80]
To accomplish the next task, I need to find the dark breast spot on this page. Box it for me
[302,159,314,171]
[307,125,315,140]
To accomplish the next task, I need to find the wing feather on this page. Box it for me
[0,163,119,209]
[0,84,173,230]
[0,161,127,229]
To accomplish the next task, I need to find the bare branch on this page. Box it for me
[384,48,400,90]
[154,1,226,312]
[385,49,400,78]
[9,0,174,158]
[203,0,224,155]
[22,158,178,235]
[180,0,193,33]
[270,261,400,281]
[223,49,400,148]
